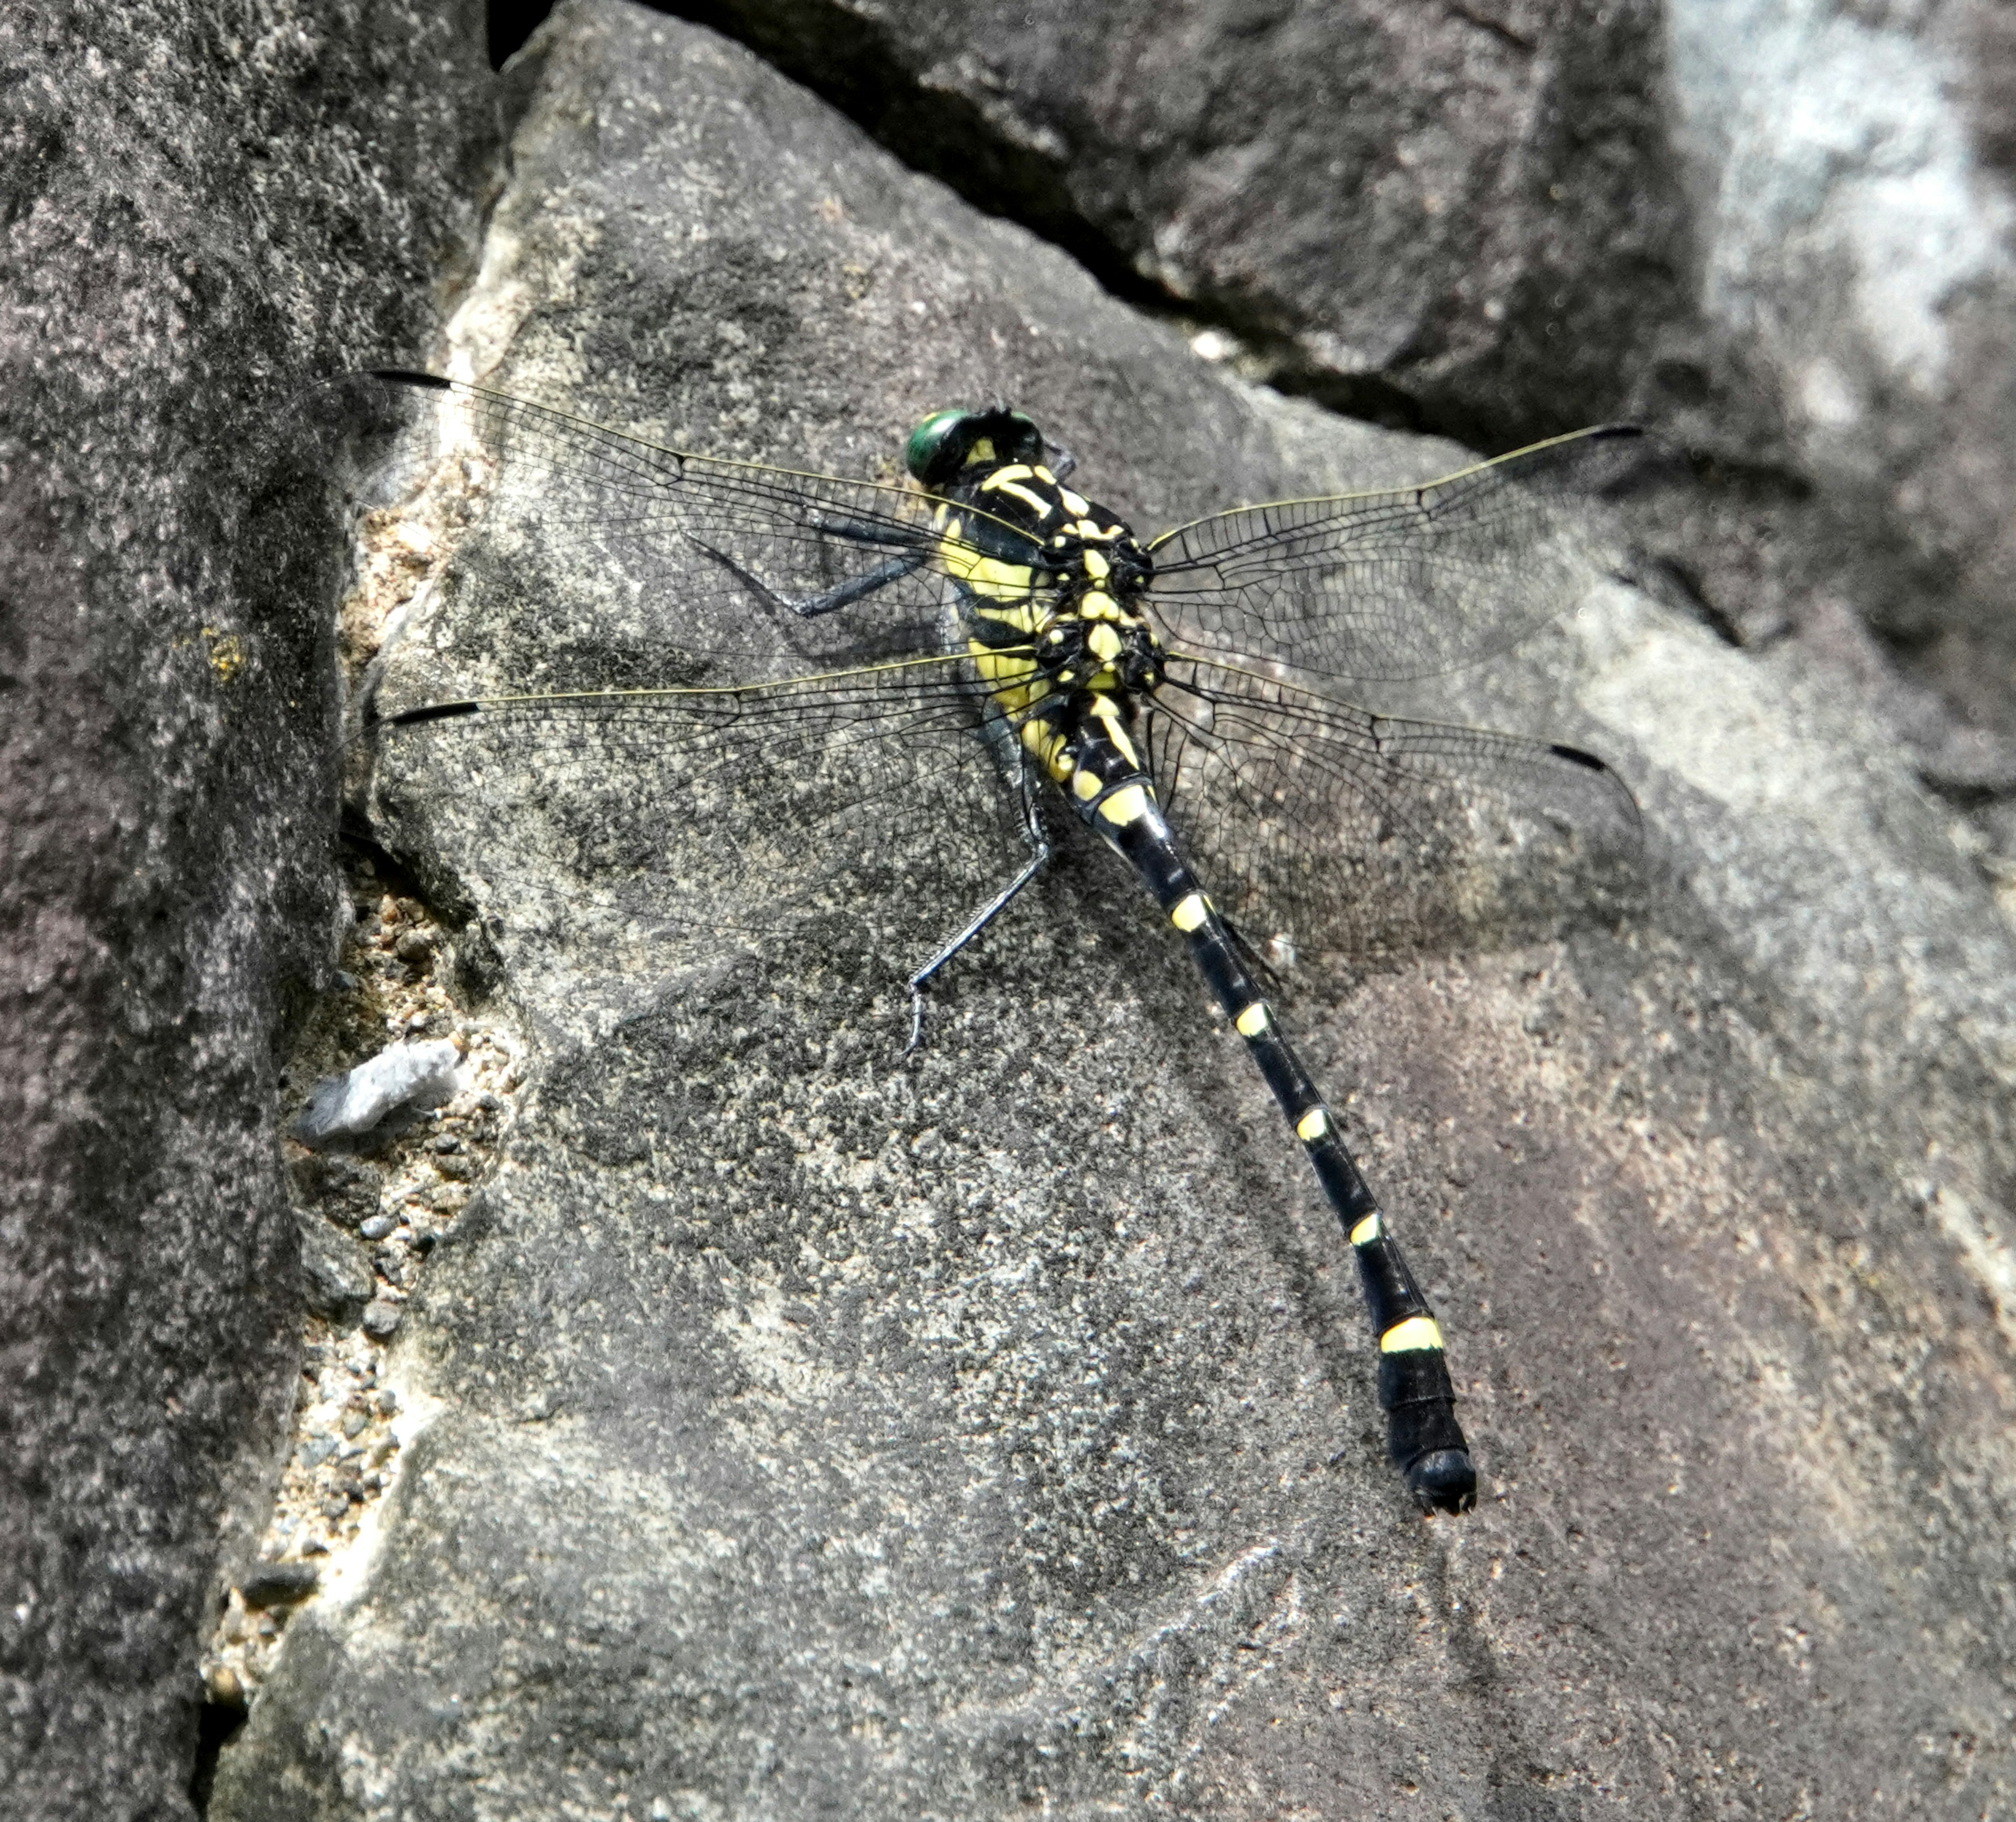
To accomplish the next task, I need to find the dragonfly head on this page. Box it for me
[905,406,1045,491]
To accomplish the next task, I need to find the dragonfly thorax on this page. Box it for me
[1032,600,1164,698]
[915,406,1167,735]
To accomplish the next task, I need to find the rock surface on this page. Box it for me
[0,3,494,1816]
[686,0,2016,801]
[209,7,2016,1818]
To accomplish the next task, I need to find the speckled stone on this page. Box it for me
[210,8,2016,1819]
[0,5,493,1810]
[238,1562,320,1610]
[295,1217,374,1323]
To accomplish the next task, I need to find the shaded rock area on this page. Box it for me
[197,872,526,1715]
[208,7,2016,1819]
[675,0,2016,815]
[0,2,495,1816]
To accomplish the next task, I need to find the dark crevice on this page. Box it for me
[489,0,553,69]
[189,1693,249,1813]
[636,0,1562,456]
[649,0,1175,311]
[1918,774,2011,813]
[1444,0,1537,56]
[486,0,1180,306]
[1643,554,1747,649]
[484,2,1632,459]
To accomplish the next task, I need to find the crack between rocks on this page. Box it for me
[512,0,1495,443]
[194,374,541,1796]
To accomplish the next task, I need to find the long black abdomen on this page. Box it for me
[1073,754,1477,1514]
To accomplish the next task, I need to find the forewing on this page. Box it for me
[1144,427,1651,684]
[1145,659,1643,962]
[338,370,1027,672]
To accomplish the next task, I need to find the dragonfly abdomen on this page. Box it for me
[1063,718,1478,1515]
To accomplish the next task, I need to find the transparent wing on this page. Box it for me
[1144,658,1643,962]
[334,370,1042,668]
[373,658,1042,978]
[1144,427,1652,684]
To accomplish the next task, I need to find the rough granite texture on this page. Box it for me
[209,8,2016,1818]
[680,0,2016,793]
[0,3,495,1816]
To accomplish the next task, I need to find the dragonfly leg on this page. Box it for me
[905,769,1051,1053]
[686,535,926,618]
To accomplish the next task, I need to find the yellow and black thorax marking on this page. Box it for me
[921,436,1166,819]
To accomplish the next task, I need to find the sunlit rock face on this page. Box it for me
[192,7,2016,1820]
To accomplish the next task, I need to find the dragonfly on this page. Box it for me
[347,368,1647,1515]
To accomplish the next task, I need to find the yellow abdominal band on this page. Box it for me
[1379,1315,1444,1353]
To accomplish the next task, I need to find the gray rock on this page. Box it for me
[0,3,495,1815]
[697,0,2016,780]
[295,1216,373,1323]
[211,7,2016,1818]
[360,1298,405,1342]
[288,1152,385,1228]
[238,1561,320,1610]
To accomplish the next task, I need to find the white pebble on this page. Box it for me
[291,1040,464,1147]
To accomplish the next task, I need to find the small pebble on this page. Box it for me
[375,1388,400,1416]
[361,1298,403,1340]
[394,930,435,965]
[359,1213,399,1241]
[292,1039,461,1147]
[340,1407,368,1439]
[299,1436,338,1469]
[205,1664,245,1707]
[319,1495,350,1521]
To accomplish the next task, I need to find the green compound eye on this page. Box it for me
[905,407,1047,488]
[904,409,974,486]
